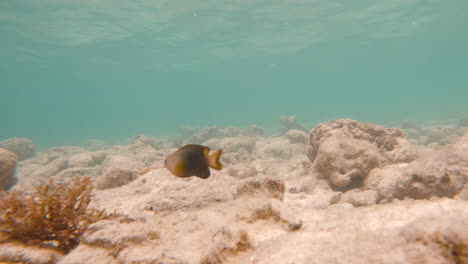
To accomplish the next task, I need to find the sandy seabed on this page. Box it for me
[0,118,467,264]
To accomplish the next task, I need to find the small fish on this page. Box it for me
[164,144,223,179]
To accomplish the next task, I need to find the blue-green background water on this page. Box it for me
[1,0,467,149]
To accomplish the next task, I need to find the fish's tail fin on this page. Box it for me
[208,149,223,170]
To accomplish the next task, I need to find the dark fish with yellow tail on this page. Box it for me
[164,144,223,179]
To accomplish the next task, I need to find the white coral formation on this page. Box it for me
[366,133,468,202]
[308,119,419,189]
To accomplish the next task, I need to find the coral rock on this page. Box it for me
[364,163,409,203]
[337,189,378,207]
[227,163,258,179]
[0,243,64,264]
[313,137,384,189]
[132,145,164,166]
[47,146,87,160]
[128,135,158,150]
[187,126,224,144]
[141,173,237,216]
[26,153,52,165]
[81,219,156,251]
[256,137,307,159]
[308,119,418,189]
[0,137,35,160]
[365,133,468,201]
[57,245,118,264]
[285,129,309,144]
[15,158,68,190]
[235,177,285,200]
[402,134,468,199]
[204,137,257,154]
[53,166,101,185]
[95,155,143,190]
[89,150,109,164]
[240,199,468,264]
[68,152,96,168]
[306,180,341,209]
[0,148,18,190]
[35,158,68,178]
[221,149,252,167]
[95,168,138,190]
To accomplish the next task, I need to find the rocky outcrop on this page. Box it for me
[235,177,285,200]
[364,164,409,203]
[365,133,468,202]
[52,167,101,185]
[336,189,378,207]
[205,137,257,168]
[204,137,256,154]
[68,152,96,168]
[95,155,143,190]
[13,157,68,192]
[237,199,468,264]
[128,135,158,150]
[308,119,419,190]
[285,129,308,144]
[256,137,307,160]
[0,148,18,190]
[402,122,465,146]
[46,146,87,162]
[0,243,64,264]
[401,137,467,199]
[0,137,35,160]
[227,163,258,179]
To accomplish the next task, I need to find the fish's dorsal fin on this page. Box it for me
[179,144,201,150]
[208,149,223,170]
[180,144,209,151]
[179,144,211,157]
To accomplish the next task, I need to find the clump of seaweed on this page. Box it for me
[0,176,109,253]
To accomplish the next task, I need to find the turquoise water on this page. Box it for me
[1,1,467,149]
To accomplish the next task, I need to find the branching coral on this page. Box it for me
[0,177,109,253]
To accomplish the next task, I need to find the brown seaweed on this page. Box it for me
[0,177,109,253]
